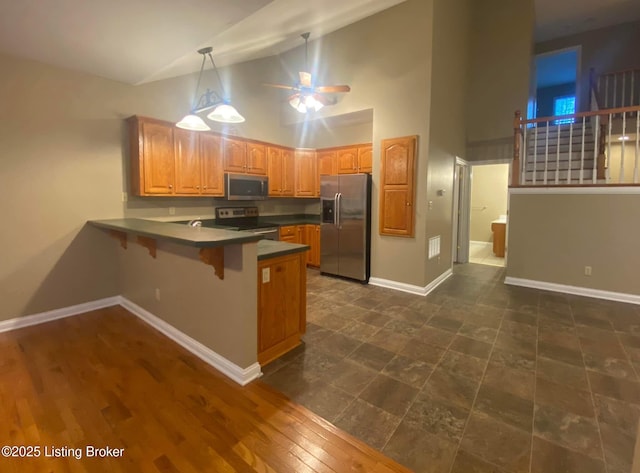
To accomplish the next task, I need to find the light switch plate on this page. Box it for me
[262,268,270,283]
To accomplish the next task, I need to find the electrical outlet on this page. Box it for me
[584,266,592,276]
[155,288,161,301]
[169,207,176,215]
[262,268,270,284]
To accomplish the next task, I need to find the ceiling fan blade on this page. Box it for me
[314,85,351,93]
[263,83,298,91]
[299,71,312,88]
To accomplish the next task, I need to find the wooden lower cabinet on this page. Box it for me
[305,224,320,267]
[257,252,307,365]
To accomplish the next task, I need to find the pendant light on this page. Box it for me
[176,47,245,131]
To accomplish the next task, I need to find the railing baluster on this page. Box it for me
[613,74,618,110]
[620,113,626,183]
[635,114,639,184]
[579,117,585,184]
[544,120,550,185]
[568,123,573,184]
[605,75,610,108]
[592,115,599,184]
[607,113,612,182]
[632,71,636,106]
[522,125,527,185]
[556,123,560,185]
[622,72,627,110]
[533,124,538,185]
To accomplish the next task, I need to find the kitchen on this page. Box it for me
[0,1,461,471]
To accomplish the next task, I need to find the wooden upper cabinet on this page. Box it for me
[200,133,224,196]
[318,150,337,176]
[267,146,295,197]
[358,144,373,173]
[246,142,267,175]
[174,128,201,194]
[130,117,175,195]
[379,136,417,237]
[267,146,283,196]
[337,147,358,174]
[295,150,317,197]
[223,137,247,173]
[281,148,295,196]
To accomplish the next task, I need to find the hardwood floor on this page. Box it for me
[0,306,411,473]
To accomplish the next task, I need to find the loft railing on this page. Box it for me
[512,105,640,187]
[590,67,640,113]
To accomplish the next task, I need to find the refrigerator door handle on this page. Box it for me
[337,192,343,229]
[333,193,339,226]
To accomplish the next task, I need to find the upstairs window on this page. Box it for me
[554,95,576,124]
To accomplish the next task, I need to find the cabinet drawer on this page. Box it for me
[279,225,296,237]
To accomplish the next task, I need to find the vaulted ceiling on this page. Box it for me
[0,0,638,85]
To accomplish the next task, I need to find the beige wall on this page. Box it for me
[466,0,535,145]
[470,164,510,242]
[117,237,258,368]
[607,142,640,185]
[507,192,640,296]
[536,20,640,113]
[424,0,472,283]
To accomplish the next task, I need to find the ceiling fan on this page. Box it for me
[265,32,351,113]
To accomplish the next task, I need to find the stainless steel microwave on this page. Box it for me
[225,173,269,200]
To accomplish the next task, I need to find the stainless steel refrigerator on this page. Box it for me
[320,174,372,282]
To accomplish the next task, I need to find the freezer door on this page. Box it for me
[320,176,340,276]
[337,174,370,281]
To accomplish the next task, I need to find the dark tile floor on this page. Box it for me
[260,263,640,473]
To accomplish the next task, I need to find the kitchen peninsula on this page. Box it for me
[89,218,309,385]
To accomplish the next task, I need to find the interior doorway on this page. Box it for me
[452,158,470,264]
[468,162,510,267]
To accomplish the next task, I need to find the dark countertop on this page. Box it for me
[89,218,262,248]
[257,240,309,260]
[169,214,320,228]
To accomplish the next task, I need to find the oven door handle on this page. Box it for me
[251,229,278,234]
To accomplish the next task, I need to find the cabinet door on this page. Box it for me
[140,120,175,194]
[379,136,417,237]
[317,150,337,176]
[174,128,201,194]
[357,144,373,173]
[337,147,358,174]
[223,137,247,173]
[257,254,303,356]
[279,225,296,240]
[247,142,267,175]
[281,148,296,197]
[296,225,305,245]
[200,133,224,196]
[295,150,317,197]
[304,224,320,267]
[267,147,283,196]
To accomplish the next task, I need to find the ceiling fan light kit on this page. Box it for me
[176,47,245,131]
[265,32,351,115]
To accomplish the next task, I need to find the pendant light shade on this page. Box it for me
[207,103,245,123]
[176,47,245,130]
[176,114,211,131]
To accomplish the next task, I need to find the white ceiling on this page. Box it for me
[0,0,638,85]
[0,0,406,85]
[535,0,640,42]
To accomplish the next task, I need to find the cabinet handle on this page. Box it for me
[406,201,411,206]
[169,184,173,189]
[203,186,207,189]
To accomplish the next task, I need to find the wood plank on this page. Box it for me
[0,307,410,473]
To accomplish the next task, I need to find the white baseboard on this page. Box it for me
[470,241,492,247]
[0,296,121,334]
[505,277,640,306]
[118,297,262,385]
[369,268,453,297]
[0,296,262,386]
